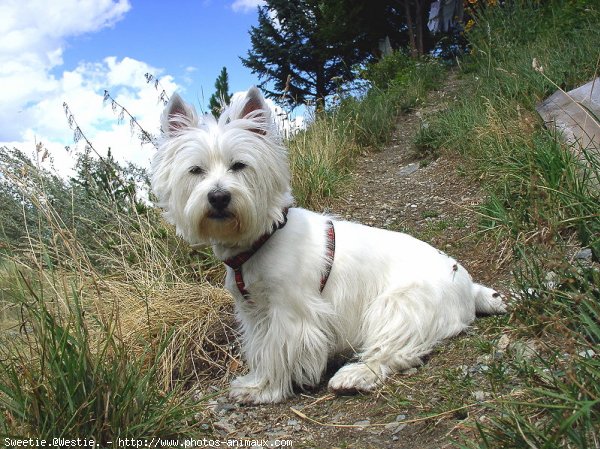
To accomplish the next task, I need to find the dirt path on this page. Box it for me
[199,80,512,448]
[336,83,506,286]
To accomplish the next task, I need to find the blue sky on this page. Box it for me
[61,1,262,105]
[0,0,270,173]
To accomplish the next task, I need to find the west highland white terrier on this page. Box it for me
[151,87,506,404]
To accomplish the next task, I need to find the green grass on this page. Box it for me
[288,111,359,209]
[412,1,600,447]
[0,264,204,440]
[466,260,600,449]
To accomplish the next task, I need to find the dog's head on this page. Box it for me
[151,87,293,248]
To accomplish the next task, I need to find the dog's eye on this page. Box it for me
[230,162,247,172]
[188,165,204,175]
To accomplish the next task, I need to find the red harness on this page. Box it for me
[223,209,336,300]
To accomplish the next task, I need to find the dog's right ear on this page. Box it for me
[161,93,198,135]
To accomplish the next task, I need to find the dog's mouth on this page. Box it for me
[207,210,234,220]
[200,209,242,244]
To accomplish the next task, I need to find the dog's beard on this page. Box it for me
[199,213,243,243]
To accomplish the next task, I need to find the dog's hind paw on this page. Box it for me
[328,362,382,395]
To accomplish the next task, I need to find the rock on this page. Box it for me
[353,419,371,429]
[497,334,511,351]
[213,397,237,415]
[473,391,486,402]
[536,77,600,152]
[385,421,399,430]
[545,271,559,290]
[396,414,407,422]
[575,248,593,260]
[286,419,299,427]
[578,349,596,358]
[331,413,346,423]
[476,355,491,364]
[213,418,236,435]
[397,163,419,177]
[393,424,407,435]
[513,339,538,360]
[385,421,407,435]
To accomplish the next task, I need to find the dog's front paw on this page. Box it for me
[328,362,382,395]
[229,376,286,404]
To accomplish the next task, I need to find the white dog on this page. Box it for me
[151,87,506,404]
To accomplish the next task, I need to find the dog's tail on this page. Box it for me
[472,284,507,315]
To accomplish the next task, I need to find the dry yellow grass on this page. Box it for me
[101,279,238,390]
[0,165,240,392]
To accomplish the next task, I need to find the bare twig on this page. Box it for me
[290,394,517,429]
[103,90,157,148]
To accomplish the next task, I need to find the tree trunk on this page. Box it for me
[404,1,418,58]
[315,65,326,111]
[415,0,424,56]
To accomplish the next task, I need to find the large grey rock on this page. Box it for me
[537,77,600,152]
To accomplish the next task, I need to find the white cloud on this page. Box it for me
[182,66,199,86]
[18,56,177,175]
[0,0,183,177]
[231,0,265,13]
[0,0,131,139]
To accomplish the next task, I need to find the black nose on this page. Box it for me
[208,190,231,210]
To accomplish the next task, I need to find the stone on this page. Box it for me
[513,339,538,360]
[578,349,596,358]
[536,77,600,152]
[575,248,593,260]
[397,163,419,177]
[213,418,236,435]
[353,419,371,429]
[473,391,486,402]
[393,424,407,435]
[497,334,511,351]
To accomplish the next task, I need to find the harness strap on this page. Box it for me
[223,209,288,300]
[232,266,250,299]
[223,214,336,300]
[320,220,335,293]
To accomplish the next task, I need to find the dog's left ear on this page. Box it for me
[161,93,198,136]
[239,87,270,135]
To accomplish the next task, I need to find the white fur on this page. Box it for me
[151,88,506,404]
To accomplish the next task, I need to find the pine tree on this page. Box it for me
[208,67,232,117]
[240,0,378,109]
